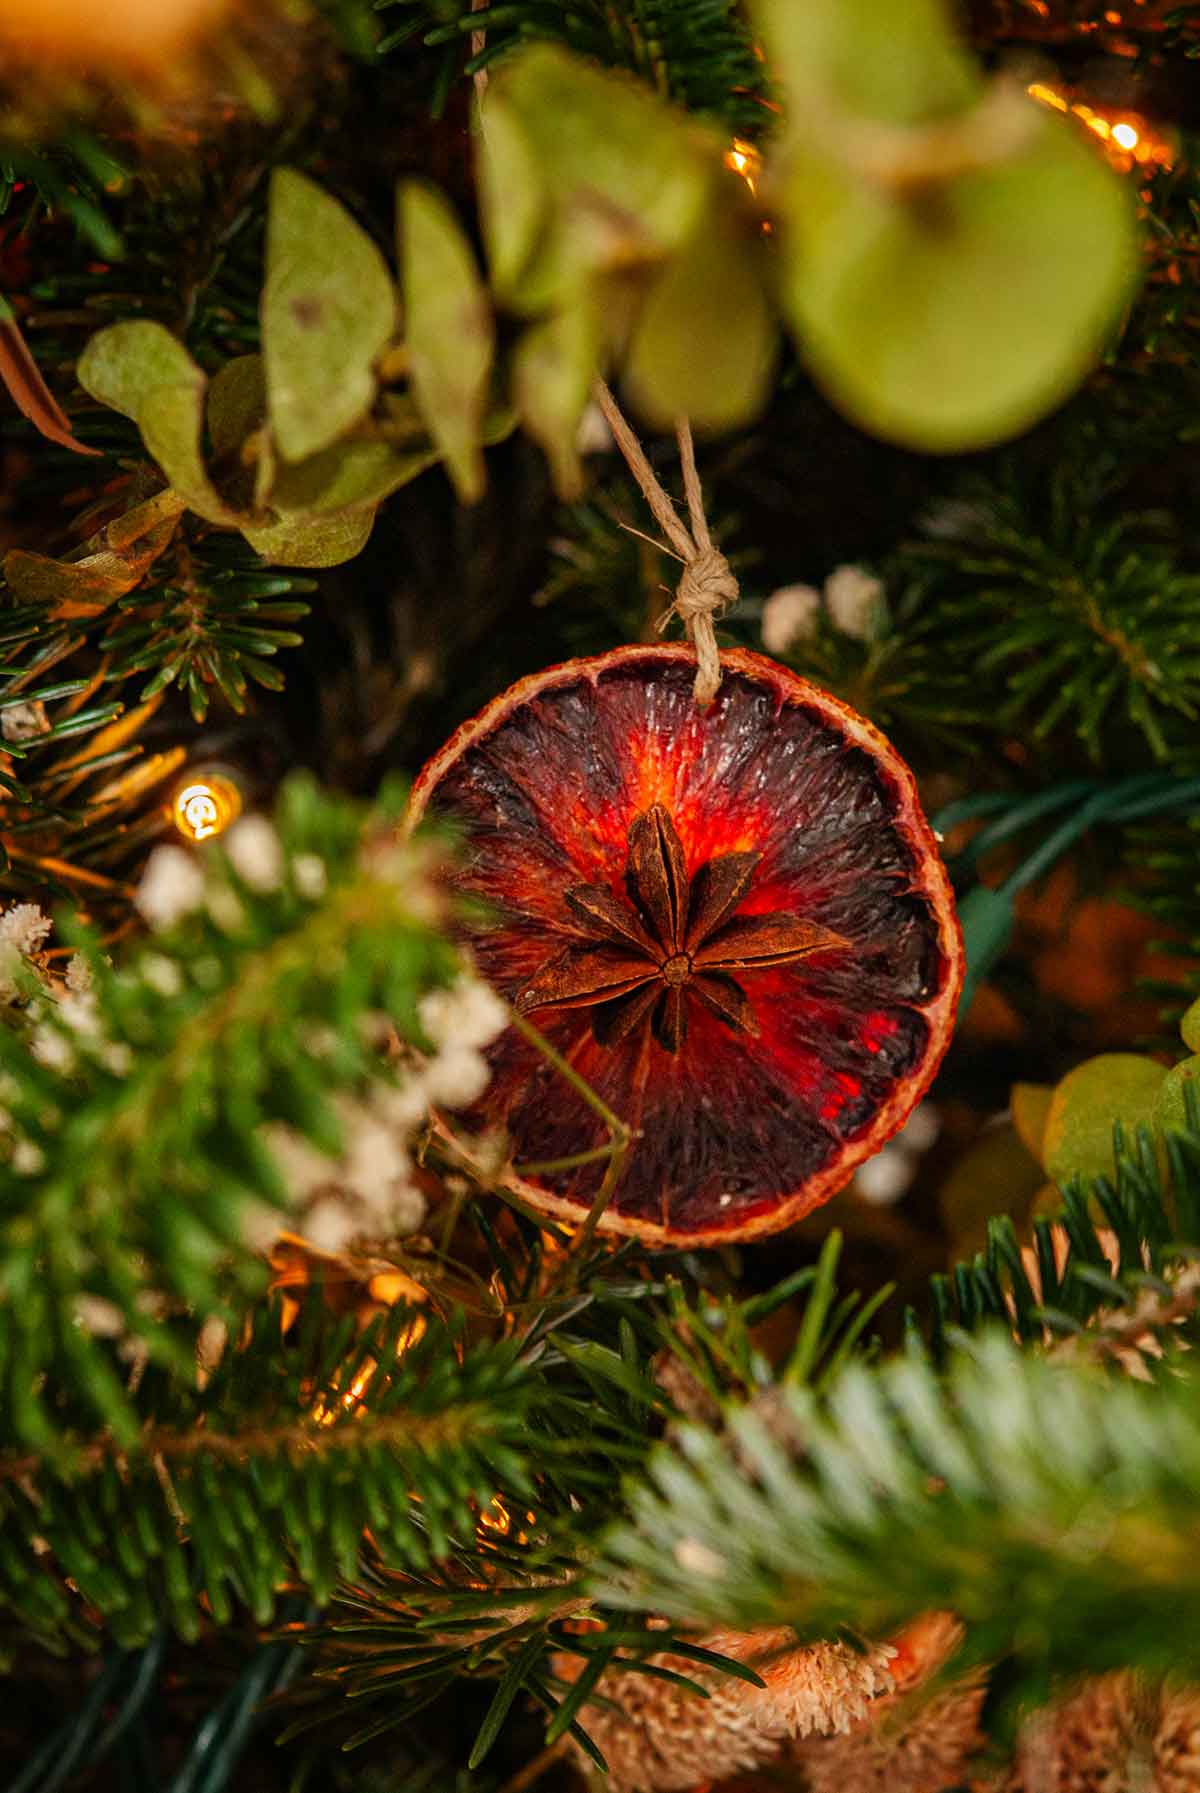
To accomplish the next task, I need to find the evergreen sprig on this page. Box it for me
[0,1291,540,1651]
[595,1324,1200,1716]
[0,772,457,1449]
[776,450,1200,770]
[382,0,769,132]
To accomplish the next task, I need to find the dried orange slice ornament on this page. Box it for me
[408,645,963,1245]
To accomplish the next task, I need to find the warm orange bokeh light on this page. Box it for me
[724,138,763,196]
[172,771,243,843]
[0,0,231,71]
[1027,81,1175,172]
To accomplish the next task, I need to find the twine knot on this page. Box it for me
[675,546,739,623]
[665,545,739,707]
[593,385,739,709]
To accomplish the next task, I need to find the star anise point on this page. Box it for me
[519,805,845,1053]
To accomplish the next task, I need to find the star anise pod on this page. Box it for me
[515,803,846,1053]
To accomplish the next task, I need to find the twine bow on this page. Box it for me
[595,382,737,707]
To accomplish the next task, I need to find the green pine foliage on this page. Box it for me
[0,1294,537,1651]
[0,773,457,1449]
[382,0,768,132]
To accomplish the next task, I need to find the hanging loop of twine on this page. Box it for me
[594,382,736,707]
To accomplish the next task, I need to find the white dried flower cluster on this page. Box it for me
[224,815,284,891]
[28,960,132,1078]
[248,975,508,1259]
[417,975,508,1107]
[0,900,53,998]
[136,817,334,937]
[761,564,886,656]
[136,844,207,930]
[761,584,822,655]
[855,1102,941,1207]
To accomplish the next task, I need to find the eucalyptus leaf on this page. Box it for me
[1181,998,1200,1054]
[475,92,547,305]
[262,169,397,463]
[1043,1053,1166,1189]
[207,355,267,462]
[752,0,979,126]
[624,197,775,433]
[484,45,714,314]
[139,383,240,525]
[398,182,494,503]
[76,320,199,423]
[1011,1082,1055,1166]
[1156,1057,1200,1137]
[269,439,440,515]
[777,117,1139,452]
[241,507,376,569]
[512,303,598,500]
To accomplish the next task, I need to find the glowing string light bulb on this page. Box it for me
[172,770,243,843]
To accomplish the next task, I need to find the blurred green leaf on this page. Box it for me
[398,182,494,503]
[1182,998,1200,1054]
[262,169,397,462]
[1043,1053,1166,1187]
[269,438,440,515]
[624,196,775,432]
[207,354,267,462]
[512,303,598,499]
[483,45,714,314]
[752,0,979,125]
[777,119,1139,452]
[1155,1056,1200,1137]
[1011,1081,1055,1165]
[475,91,547,304]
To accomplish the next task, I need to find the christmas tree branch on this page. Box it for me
[0,773,461,1448]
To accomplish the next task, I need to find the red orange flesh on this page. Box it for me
[408,645,963,1245]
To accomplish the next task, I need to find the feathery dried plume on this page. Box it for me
[563,1628,896,1792]
[991,1674,1200,1793]
[791,1613,986,1793]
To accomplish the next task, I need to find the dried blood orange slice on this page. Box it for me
[407,645,963,1245]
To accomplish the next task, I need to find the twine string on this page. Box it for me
[594,382,736,706]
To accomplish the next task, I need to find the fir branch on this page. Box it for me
[0,1292,542,1648]
[594,1329,1200,1708]
[383,0,770,133]
[922,1099,1200,1354]
[0,773,459,1448]
[772,450,1200,771]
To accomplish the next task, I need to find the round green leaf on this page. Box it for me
[139,384,239,525]
[263,169,397,464]
[1011,1082,1055,1168]
[778,116,1139,452]
[269,439,439,515]
[1180,997,1200,1055]
[513,303,598,500]
[625,198,776,434]
[486,45,713,315]
[751,0,979,128]
[1042,1053,1167,1189]
[476,92,547,305]
[398,181,494,504]
[1155,1056,1200,1137]
[241,507,376,568]
[207,355,267,463]
[76,320,199,423]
